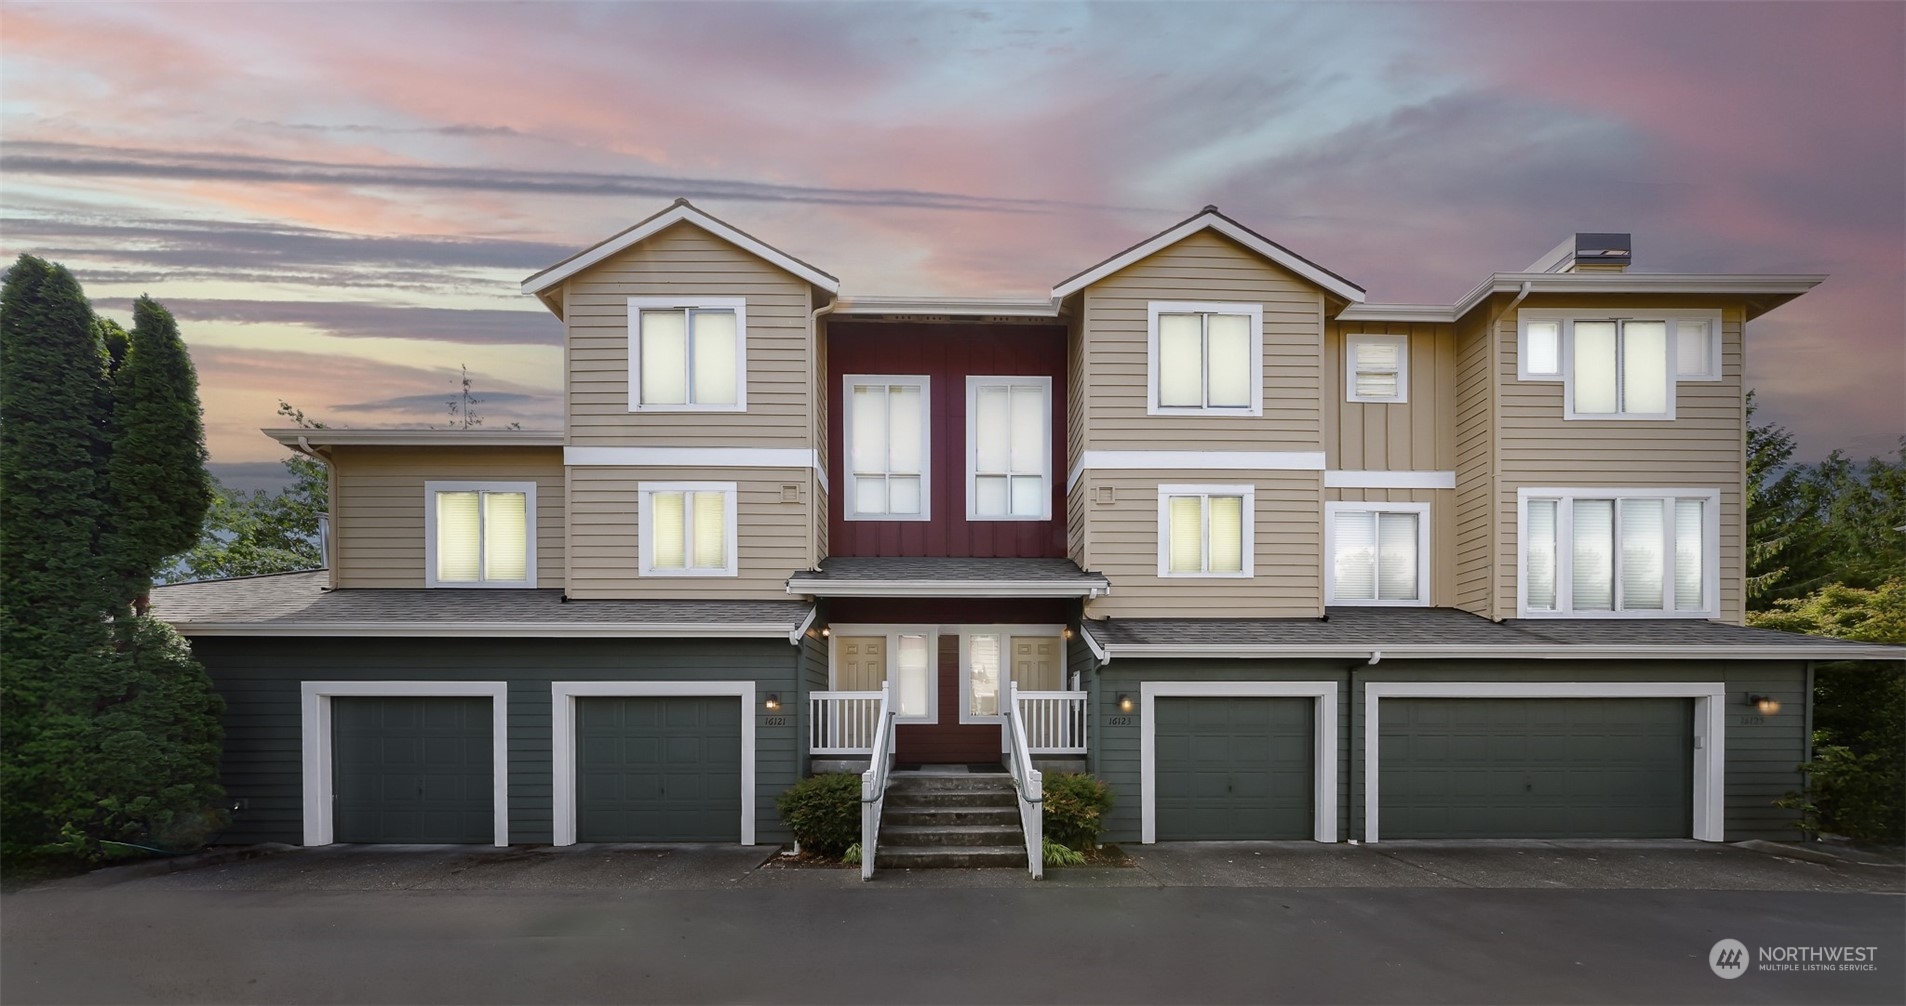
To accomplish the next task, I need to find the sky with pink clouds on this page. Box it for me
[3,1,1901,485]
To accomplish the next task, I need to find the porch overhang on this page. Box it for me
[786,556,1111,599]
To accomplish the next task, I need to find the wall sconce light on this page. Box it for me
[819,627,830,637]
[1061,627,1074,640]
[1746,694,1780,716]
[1117,693,1134,714]
[765,694,781,712]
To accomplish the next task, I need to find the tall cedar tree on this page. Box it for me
[106,297,212,609]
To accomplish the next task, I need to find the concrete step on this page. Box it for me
[875,845,1029,869]
[881,824,1025,848]
[884,789,1017,809]
[883,806,1020,828]
[885,774,1015,793]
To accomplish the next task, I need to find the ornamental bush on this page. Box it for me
[776,773,861,856]
[1042,772,1114,851]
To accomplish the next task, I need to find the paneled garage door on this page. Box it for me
[1154,697,1313,840]
[1378,697,1693,839]
[576,696,743,842]
[332,696,495,843]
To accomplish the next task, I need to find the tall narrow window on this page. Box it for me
[1345,335,1408,403]
[1326,505,1426,604]
[967,376,1051,520]
[640,482,737,576]
[967,633,1001,717]
[1520,491,1714,616]
[895,633,931,719]
[628,297,745,410]
[426,482,536,588]
[845,375,929,520]
[1149,301,1262,414]
[1159,485,1252,577]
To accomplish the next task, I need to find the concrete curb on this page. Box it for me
[1734,839,1904,869]
[34,843,303,890]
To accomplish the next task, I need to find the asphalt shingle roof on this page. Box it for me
[791,556,1107,584]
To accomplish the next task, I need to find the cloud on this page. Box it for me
[90,298,559,346]
[331,390,548,415]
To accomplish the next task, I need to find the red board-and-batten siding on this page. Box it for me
[825,321,1069,558]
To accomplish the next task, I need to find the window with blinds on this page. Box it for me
[639,482,737,576]
[966,376,1051,521]
[1158,485,1252,577]
[1148,301,1262,415]
[845,376,929,520]
[1520,491,1713,616]
[1345,334,1408,403]
[427,483,534,587]
[629,298,744,410]
[1517,310,1721,417]
[1327,506,1424,604]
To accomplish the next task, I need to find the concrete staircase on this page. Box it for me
[875,771,1027,870]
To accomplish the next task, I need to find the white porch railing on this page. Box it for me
[1003,681,1044,879]
[810,690,884,754]
[859,680,898,881]
[1015,690,1088,754]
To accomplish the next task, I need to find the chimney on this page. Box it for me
[1525,233,1632,273]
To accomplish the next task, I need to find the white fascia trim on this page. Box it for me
[785,579,1110,599]
[300,680,510,848]
[1324,470,1456,490]
[788,605,819,645]
[550,680,756,847]
[1140,680,1338,844]
[1335,304,1457,324]
[831,296,1061,318]
[1363,681,1726,844]
[522,202,839,295]
[176,622,803,638]
[1066,450,1326,492]
[1094,642,1904,661]
[1053,213,1366,303]
[265,429,564,448]
[1453,273,1825,320]
[1077,622,1110,664]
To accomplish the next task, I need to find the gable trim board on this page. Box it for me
[1053,209,1365,304]
[1139,680,1339,844]
[300,680,510,847]
[1324,470,1456,490]
[549,680,758,847]
[522,199,839,297]
[1065,450,1328,492]
[1360,681,1727,843]
[564,446,830,494]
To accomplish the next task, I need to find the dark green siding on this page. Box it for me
[576,696,742,842]
[1154,697,1311,840]
[333,696,494,843]
[797,630,828,776]
[191,636,800,845]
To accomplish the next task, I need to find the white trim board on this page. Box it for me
[177,621,809,639]
[1140,681,1339,845]
[785,578,1109,599]
[1324,470,1455,490]
[565,446,829,495]
[299,680,510,848]
[1065,450,1326,492]
[1360,681,1727,844]
[1052,210,1365,303]
[522,200,839,295]
[549,680,757,847]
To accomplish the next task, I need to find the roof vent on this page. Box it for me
[1526,232,1632,273]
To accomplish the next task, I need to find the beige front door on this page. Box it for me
[835,636,886,692]
[1009,636,1063,692]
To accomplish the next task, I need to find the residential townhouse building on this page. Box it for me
[152,201,1899,865]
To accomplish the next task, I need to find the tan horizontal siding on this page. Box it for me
[1325,321,1457,471]
[1079,469,1323,618]
[1324,486,1456,607]
[566,466,806,600]
[330,446,565,589]
[565,223,814,448]
[1066,477,1088,568]
[1452,307,1496,617]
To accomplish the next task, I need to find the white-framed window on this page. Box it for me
[1147,301,1263,415]
[966,376,1052,521]
[627,296,746,412]
[828,624,938,723]
[1345,334,1408,403]
[1325,502,1429,605]
[424,481,536,588]
[843,374,930,521]
[1517,488,1719,618]
[638,481,738,577]
[957,627,1067,724]
[1157,484,1254,578]
[1517,309,1723,419]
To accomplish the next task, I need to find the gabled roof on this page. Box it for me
[520,198,841,300]
[1051,206,1366,303]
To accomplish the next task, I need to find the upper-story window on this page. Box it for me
[425,481,536,588]
[966,376,1051,521]
[628,296,746,411]
[1157,484,1254,577]
[1518,309,1722,420]
[639,481,738,577]
[1517,488,1717,618]
[1325,502,1427,605]
[844,375,930,521]
[1345,334,1408,403]
[1147,301,1263,416]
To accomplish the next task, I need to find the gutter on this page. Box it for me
[806,294,837,572]
[1092,643,1906,662]
[171,622,807,639]
[785,579,1112,599]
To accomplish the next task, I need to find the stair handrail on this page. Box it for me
[1003,680,1045,879]
[858,678,897,881]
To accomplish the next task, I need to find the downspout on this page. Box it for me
[1483,281,1533,622]
[806,294,837,572]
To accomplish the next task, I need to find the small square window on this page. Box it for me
[1147,301,1263,415]
[1157,484,1254,577]
[1326,504,1427,605]
[628,297,747,411]
[639,482,738,577]
[1346,334,1408,403]
[425,481,536,588]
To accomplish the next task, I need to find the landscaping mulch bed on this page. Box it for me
[761,847,856,869]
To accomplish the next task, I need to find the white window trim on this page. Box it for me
[299,680,510,847]
[965,375,1053,522]
[954,625,1068,726]
[1146,300,1265,416]
[1156,483,1256,578]
[549,680,756,847]
[1344,333,1409,404]
[638,481,740,578]
[1323,501,1431,606]
[841,373,932,522]
[423,480,538,589]
[827,624,940,725]
[1140,681,1338,844]
[1517,309,1724,418]
[1362,681,1726,843]
[626,296,748,413]
[1515,487,1721,619]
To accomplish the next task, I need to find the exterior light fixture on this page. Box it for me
[1061,627,1074,640]
[765,694,781,712]
[1117,693,1134,714]
[819,627,830,637]
[1746,694,1780,716]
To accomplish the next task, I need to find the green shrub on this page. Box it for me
[1041,772,1113,851]
[776,773,860,856]
[1041,836,1085,867]
[842,842,862,866]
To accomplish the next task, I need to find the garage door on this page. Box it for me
[1154,697,1312,840]
[1378,698,1692,839]
[333,696,494,843]
[576,696,742,842]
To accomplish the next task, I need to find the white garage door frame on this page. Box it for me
[550,680,757,847]
[300,680,510,847]
[1362,681,1727,844]
[1140,681,1339,845]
